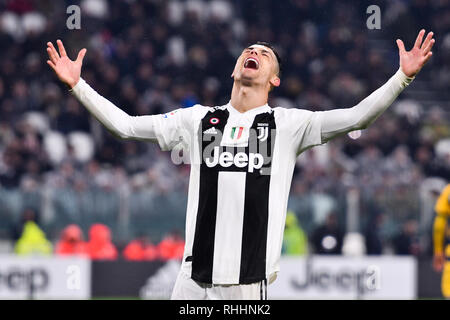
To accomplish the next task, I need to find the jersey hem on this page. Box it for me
[190,273,267,285]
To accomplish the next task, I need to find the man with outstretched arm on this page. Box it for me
[46,29,434,300]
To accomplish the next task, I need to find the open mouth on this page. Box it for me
[244,57,259,70]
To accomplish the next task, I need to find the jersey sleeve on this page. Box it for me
[433,214,447,255]
[150,107,200,151]
[281,108,324,155]
[435,185,450,217]
[318,68,414,143]
[70,78,203,151]
[284,68,413,155]
[433,185,450,255]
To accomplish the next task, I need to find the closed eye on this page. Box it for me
[261,49,271,58]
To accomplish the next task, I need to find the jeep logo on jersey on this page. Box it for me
[205,146,264,173]
[200,125,275,175]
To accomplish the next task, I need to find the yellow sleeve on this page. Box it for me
[435,185,450,216]
[434,214,447,255]
[434,185,450,255]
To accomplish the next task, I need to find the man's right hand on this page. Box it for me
[433,253,445,272]
[46,39,86,89]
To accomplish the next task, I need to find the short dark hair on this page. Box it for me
[253,41,282,77]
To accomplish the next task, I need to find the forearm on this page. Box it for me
[70,78,154,140]
[433,214,447,255]
[320,68,414,142]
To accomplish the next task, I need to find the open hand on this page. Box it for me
[46,40,87,89]
[396,29,435,78]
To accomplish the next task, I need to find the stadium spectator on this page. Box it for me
[122,237,158,261]
[157,230,184,261]
[14,220,52,256]
[393,219,422,256]
[311,212,344,255]
[364,212,385,255]
[86,224,118,260]
[55,224,88,256]
[10,208,40,242]
[282,210,308,255]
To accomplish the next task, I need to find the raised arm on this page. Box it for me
[46,40,156,140]
[320,29,435,143]
[433,213,446,272]
[68,78,158,141]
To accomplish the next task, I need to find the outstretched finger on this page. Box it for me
[47,42,60,60]
[421,32,434,51]
[46,44,59,64]
[423,51,433,64]
[47,60,56,71]
[396,39,406,54]
[75,48,87,64]
[414,29,426,49]
[57,39,68,57]
[422,37,435,54]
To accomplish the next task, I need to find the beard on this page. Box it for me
[240,74,255,86]
[236,68,262,86]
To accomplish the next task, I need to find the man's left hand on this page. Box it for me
[396,29,435,78]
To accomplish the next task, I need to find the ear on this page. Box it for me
[270,75,280,88]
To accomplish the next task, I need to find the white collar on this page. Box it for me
[226,101,271,116]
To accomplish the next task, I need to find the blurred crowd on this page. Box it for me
[0,0,449,256]
[12,207,184,260]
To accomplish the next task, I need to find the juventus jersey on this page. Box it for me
[70,68,413,285]
[170,103,323,285]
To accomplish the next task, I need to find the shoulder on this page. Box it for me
[438,184,450,203]
[205,104,228,114]
[186,104,223,115]
[272,106,315,117]
[271,106,319,124]
[436,184,450,215]
[168,104,211,121]
[181,104,210,113]
[442,184,450,196]
[164,104,228,124]
[190,103,229,119]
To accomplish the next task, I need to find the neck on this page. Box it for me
[230,81,269,113]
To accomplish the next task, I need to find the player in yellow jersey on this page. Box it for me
[433,184,450,298]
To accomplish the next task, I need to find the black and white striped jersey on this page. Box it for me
[154,102,323,284]
[70,68,413,285]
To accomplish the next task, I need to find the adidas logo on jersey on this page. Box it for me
[203,127,218,135]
